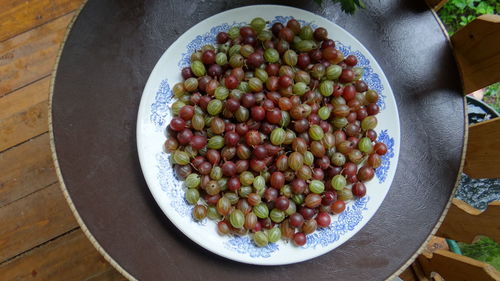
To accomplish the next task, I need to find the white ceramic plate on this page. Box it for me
[137,5,400,265]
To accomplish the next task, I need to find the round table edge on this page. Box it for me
[48,0,138,280]
[47,2,468,281]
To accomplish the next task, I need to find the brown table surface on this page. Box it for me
[51,0,465,280]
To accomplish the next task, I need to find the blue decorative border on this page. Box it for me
[224,236,279,258]
[270,15,386,110]
[304,196,369,248]
[156,153,192,217]
[270,16,319,29]
[149,16,396,259]
[156,152,208,226]
[335,44,386,110]
[178,21,246,68]
[150,79,173,129]
[375,130,395,184]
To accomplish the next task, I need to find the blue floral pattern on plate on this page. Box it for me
[156,152,191,217]
[271,15,386,109]
[150,79,173,129]
[178,21,246,69]
[335,45,386,110]
[156,152,208,225]
[375,129,395,184]
[270,16,318,29]
[149,16,395,259]
[224,236,279,258]
[304,196,369,248]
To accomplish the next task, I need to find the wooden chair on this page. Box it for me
[417,199,500,281]
[409,2,500,280]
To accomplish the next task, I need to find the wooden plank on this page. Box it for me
[0,12,75,97]
[0,0,83,42]
[0,230,121,281]
[399,265,418,281]
[0,77,51,152]
[425,0,448,11]
[0,183,78,261]
[451,15,500,94]
[0,76,49,120]
[430,273,445,281]
[0,100,48,152]
[464,117,500,178]
[0,133,57,207]
[437,198,500,244]
[424,236,449,254]
[412,262,430,281]
[418,250,500,281]
[85,268,128,281]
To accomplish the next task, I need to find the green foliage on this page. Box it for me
[438,0,499,35]
[483,82,500,113]
[459,236,500,270]
[314,0,365,14]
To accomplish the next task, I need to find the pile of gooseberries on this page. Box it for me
[165,17,388,247]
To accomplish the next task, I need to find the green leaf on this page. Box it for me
[476,2,494,14]
[451,0,468,10]
[353,0,365,9]
[313,0,323,5]
[483,82,500,116]
[441,14,452,22]
[466,0,479,9]
[459,237,500,271]
[325,0,364,15]
[458,15,474,26]
[339,0,357,14]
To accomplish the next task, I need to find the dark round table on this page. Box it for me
[51,0,465,280]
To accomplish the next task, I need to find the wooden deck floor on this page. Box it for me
[0,0,126,279]
[0,1,417,280]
